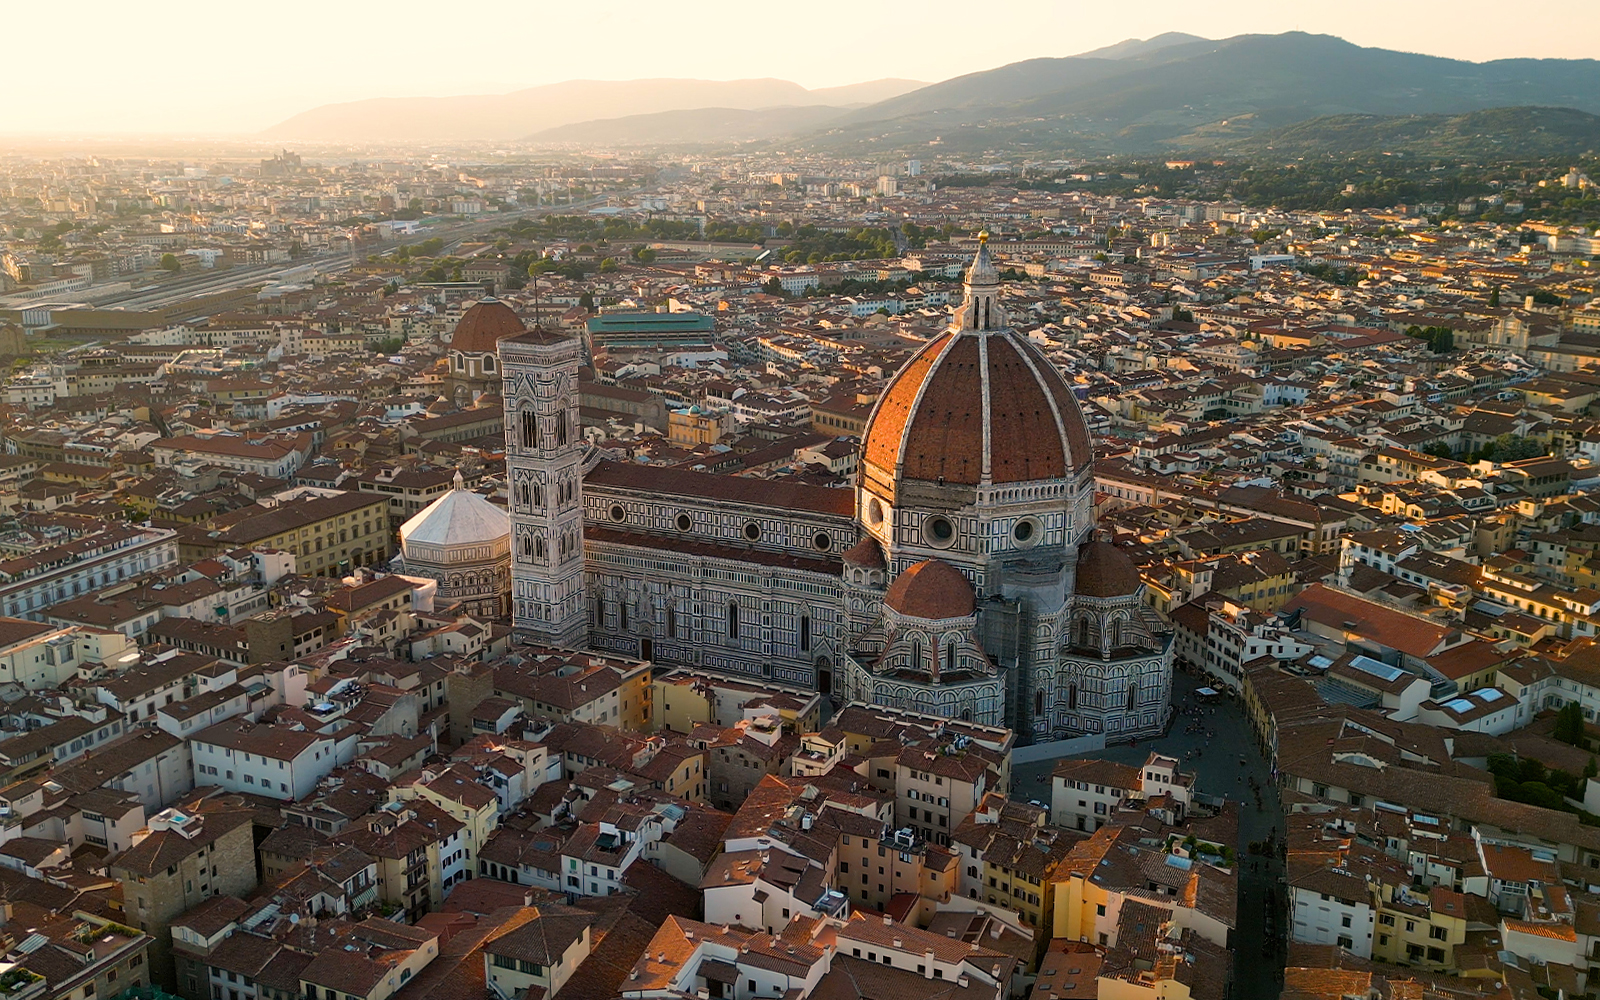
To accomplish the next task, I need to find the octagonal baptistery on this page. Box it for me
[397,472,512,619]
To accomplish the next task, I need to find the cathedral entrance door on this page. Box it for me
[640,638,653,662]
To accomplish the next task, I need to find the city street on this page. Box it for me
[1011,669,1286,998]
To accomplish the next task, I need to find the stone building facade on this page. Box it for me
[498,241,1173,742]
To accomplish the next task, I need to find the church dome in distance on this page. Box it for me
[451,298,525,354]
[1074,539,1143,599]
[884,559,975,619]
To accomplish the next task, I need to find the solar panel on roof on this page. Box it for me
[1348,654,1405,683]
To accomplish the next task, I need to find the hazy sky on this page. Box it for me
[6,0,1598,135]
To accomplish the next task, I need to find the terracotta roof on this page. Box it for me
[1075,540,1143,598]
[884,560,974,620]
[450,299,525,354]
[842,535,885,568]
[860,325,1093,497]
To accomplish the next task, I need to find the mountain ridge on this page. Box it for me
[261,77,925,142]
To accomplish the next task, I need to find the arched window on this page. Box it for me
[667,605,677,639]
[534,537,545,558]
[556,414,568,447]
[946,640,957,673]
[1035,690,1044,716]
[799,615,811,652]
[619,601,628,630]
[1112,619,1123,648]
[532,484,542,507]
[520,535,532,559]
[520,409,537,450]
[728,602,739,640]
[1078,618,1090,649]
[1128,680,1139,710]
[911,638,922,669]
[1068,683,1078,710]
[483,354,495,373]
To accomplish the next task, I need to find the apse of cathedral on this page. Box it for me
[487,237,1174,744]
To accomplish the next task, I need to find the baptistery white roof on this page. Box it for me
[399,472,510,548]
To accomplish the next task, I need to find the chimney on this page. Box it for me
[882,913,892,926]
[924,951,935,978]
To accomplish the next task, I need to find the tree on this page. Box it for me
[1480,432,1544,463]
[1421,441,1455,459]
[1556,702,1586,746]
[158,253,180,272]
[762,276,784,297]
[578,292,595,312]
[1489,286,1501,308]
[598,258,618,273]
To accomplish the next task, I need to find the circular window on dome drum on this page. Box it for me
[926,516,956,548]
[866,498,885,526]
[743,522,762,542]
[608,504,626,522]
[1014,517,1041,546]
[675,513,692,532]
[814,532,832,552]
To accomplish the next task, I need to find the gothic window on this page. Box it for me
[1068,684,1078,710]
[1077,618,1090,649]
[1035,691,1044,716]
[619,601,629,630]
[946,640,957,673]
[800,615,811,652]
[534,537,545,559]
[520,409,536,450]
[519,535,532,559]
[1128,680,1139,710]
[518,483,530,508]
[556,414,568,447]
[911,638,922,669]
[667,605,677,639]
[1112,619,1123,648]
[728,602,740,640]
[532,484,542,507]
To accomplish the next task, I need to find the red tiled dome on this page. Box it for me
[884,559,975,620]
[860,329,1093,501]
[451,299,525,353]
[1074,540,1143,598]
[843,535,885,568]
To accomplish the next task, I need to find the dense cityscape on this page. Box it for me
[3,16,1600,1000]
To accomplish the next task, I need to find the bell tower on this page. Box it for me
[499,327,588,647]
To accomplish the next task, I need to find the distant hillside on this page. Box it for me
[528,105,850,146]
[1201,106,1600,159]
[817,32,1600,153]
[262,77,925,142]
[1072,32,1208,60]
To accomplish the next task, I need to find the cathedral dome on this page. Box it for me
[859,247,1093,500]
[1074,540,1143,599]
[884,559,975,619]
[451,299,525,354]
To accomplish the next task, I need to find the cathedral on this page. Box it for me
[492,239,1174,744]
